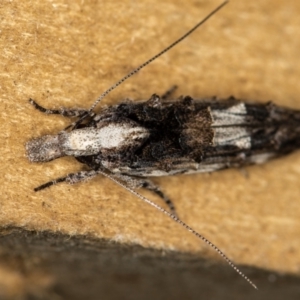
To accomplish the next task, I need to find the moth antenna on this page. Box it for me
[88,0,228,112]
[97,169,258,290]
[69,1,229,129]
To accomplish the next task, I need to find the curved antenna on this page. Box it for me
[97,169,258,290]
[88,1,228,112]
[67,0,229,131]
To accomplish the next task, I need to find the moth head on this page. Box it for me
[26,134,64,162]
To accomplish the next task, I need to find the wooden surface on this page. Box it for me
[1,0,300,298]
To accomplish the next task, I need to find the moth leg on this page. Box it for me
[161,85,178,100]
[29,99,90,118]
[142,180,177,216]
[111,174,177,216]
[34,170,98,192]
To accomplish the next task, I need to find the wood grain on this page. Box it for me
[1,0,300,297]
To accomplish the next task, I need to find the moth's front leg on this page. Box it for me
[33,170,99,191]
[29,99,91,118]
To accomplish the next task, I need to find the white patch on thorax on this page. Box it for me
[211,103,251,149]
[61,123,149,156]
[95,123,148,149]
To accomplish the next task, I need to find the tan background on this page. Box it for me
[1,0,300,298]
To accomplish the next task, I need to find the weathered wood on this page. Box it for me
[1,0,300,297]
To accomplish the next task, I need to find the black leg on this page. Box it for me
[141,180,177,216]
[29,99,90,118]
[161,85,178,100]
[110,174,177,216]
[34,170,98,191]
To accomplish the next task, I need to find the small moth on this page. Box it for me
[26,1,299,289]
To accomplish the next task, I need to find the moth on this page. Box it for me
[26,1,299,289]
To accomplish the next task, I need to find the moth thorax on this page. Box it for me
[61,123,150,156]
